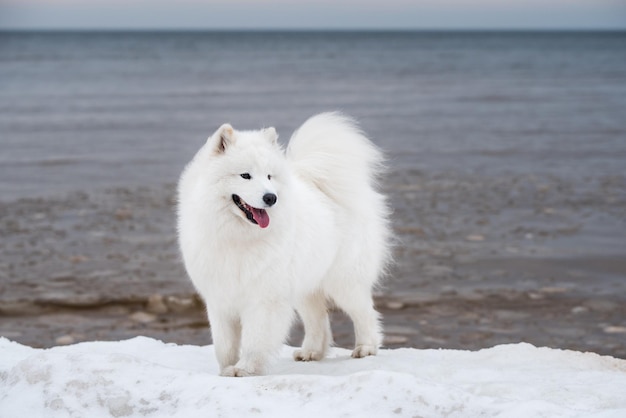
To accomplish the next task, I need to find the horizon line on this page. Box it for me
[1,27,625,33]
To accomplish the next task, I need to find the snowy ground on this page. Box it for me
[1,337,625,417]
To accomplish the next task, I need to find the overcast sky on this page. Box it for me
[0,0,625,30]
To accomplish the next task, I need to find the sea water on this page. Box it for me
[1,31,625,200]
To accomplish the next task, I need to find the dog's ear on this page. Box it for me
[212,123,235,154]
[263,127,278,145]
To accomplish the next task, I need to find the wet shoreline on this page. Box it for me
[1,169,625,357]
[2,289,625,358]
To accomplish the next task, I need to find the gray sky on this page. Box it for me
[1,0,625,30]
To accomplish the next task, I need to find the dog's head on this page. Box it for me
[206,123,285,229]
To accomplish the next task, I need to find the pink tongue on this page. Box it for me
[251,208,270,228]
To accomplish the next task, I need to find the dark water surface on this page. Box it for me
[1,31,625,199]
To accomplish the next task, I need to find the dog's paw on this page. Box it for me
[220,366,256,377]
[293,349,324,362]
[351,345,378,358]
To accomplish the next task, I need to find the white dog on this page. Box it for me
[177,112,391,376]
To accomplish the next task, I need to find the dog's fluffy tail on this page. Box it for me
[286,112,385,208]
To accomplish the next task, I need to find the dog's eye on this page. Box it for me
[240,173,251,180]
[267,174,272,180]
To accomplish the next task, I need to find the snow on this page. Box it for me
[1,337,625,417]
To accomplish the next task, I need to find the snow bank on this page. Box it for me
[1,337,625,417]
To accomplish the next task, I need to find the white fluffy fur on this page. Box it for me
[177,112,391,377]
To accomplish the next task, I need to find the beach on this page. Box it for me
[0,31,625,357]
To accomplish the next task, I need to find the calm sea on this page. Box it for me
[1,31,625,200]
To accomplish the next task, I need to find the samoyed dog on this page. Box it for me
[178,112,391,376]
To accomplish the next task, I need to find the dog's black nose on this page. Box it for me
[263,193,277,207]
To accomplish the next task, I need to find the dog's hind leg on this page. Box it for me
[293,291,332,361]
[331,287,382,358]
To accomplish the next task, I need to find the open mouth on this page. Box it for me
[232,194,270,228]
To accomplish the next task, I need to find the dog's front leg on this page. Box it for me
[221,302,293,377]
[209,313,241,373]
